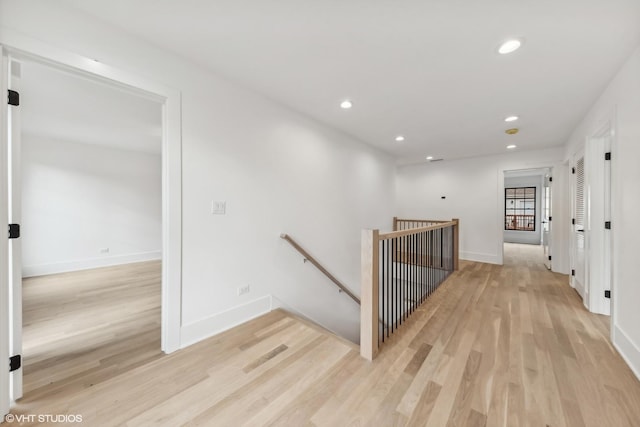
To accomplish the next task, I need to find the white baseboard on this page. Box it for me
[23,251,162,277]
[460,251,500,265]
[180,295,273,349]
[612,323,640,382]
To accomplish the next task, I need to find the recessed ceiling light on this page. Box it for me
[498,39,522,55]
[507,144,517,149]
[426,156,434,160]
[504,115,519,122]
[395,135,405,142]
[340,100,353,109]
[505,128,519,135]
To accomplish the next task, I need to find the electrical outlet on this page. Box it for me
[100,247,110,254]
[237,285,250,296]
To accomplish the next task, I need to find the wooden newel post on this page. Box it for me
[452,218,459,271]
[360,229,379,361]
[392,217,398,231]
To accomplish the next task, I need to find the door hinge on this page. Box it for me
[605,221,611,230]
[9,355,21,372]
[548,255,552,261]
[604,290,611,299]
[572,167,576,174]
[572,218,576,225]
[8,223,20,239]
[549,177,553,182]
[549,216,552,221]
[8,89,19,106]
[571,269,575,276]
[605,152,612,161]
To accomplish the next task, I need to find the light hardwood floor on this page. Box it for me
[20,261,163,403]
[8,248,640,426]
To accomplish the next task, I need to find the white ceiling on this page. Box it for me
[21,60,162,154]
[61,0,640,162]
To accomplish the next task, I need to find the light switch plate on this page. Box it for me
[211,201,226,215]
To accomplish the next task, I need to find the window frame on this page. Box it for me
[504,186,536,232]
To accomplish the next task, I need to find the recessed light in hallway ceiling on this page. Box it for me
[395,135,405,142]
[507,144,517,149]
[426,156,433,160]
[504,115,519,122]
[340,99,353,109]
[498,39,523,54]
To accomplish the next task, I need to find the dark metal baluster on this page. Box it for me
[402,235,406,323]
[410,233,413,315]
[400,235,404,324]
[422,230,426,303]
[419,231,422,304]
[430,229,434,295]
[422,231,429,301]
[393,236,397,332]
[396,235,400,327]
[448,226,451,273]
[387,239,390,338]
[450,226,454,273]
[427,230,430,298]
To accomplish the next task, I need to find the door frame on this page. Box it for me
[542,173,552,269]
[497,163,555,265]
[584,119,614,316]
[7,55,23,401]
[1,44,10,418]
[0,30,183,396]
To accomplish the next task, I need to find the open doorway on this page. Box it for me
[2,41,182,415]
[503,168,551,267]
[17,59,164,399]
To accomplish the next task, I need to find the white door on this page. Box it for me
[542,175,552,269]
[585,128,612,315]
[572,153,587,301]
[1,44,11,420]
[7,56,22,401]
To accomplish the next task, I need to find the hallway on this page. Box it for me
[7,253,640,426]
[503,242,545,267]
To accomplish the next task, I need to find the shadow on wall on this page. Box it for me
[273,237,361,344]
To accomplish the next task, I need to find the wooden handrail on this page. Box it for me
[280,234,360,305]
[393,217,449,232]
[379,221,456,240]
[395,218,449,224]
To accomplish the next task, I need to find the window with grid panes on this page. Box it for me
[505,187,536,231]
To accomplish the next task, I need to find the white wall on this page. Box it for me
[565,46,640,380]
[21,136,162,277]
[396,147,566,266]
[0,1,394,344]
[503,175,543,245]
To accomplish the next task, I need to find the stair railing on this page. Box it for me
[361,218,459,360]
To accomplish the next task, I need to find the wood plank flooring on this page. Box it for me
[7,247,640,426]
[20,261,163,403]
